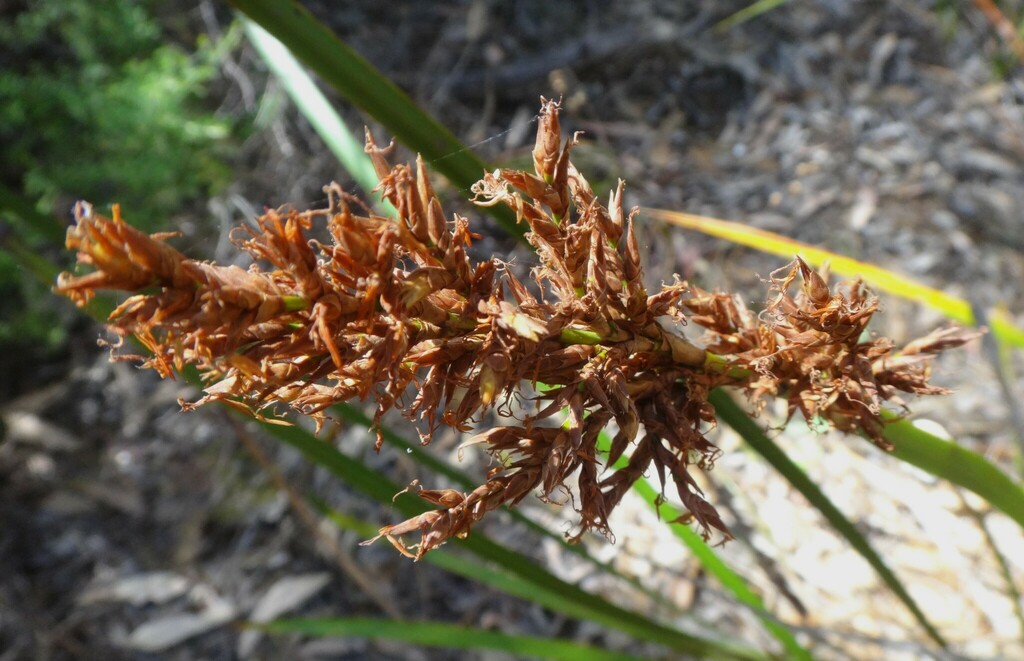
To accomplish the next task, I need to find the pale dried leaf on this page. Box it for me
[78,571,190,607]
[125,598,235,652]
[237,573,333,656]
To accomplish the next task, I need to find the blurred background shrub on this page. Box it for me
[0,0,240,369]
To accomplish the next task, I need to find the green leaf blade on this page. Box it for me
[710,389,948,650]
[883,414,1024,530]
[240,17,392,214]
[631,478,813,661]
[259,617,640,661]
[596,431,813,660]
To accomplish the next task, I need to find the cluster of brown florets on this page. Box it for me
[55,99,972,559]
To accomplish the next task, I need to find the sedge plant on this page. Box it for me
[54,99,974,561]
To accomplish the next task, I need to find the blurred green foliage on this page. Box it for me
[0,0,240,351]
[0,0,237,220]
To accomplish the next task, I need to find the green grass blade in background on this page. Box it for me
[709,389,949,649]
[643,207,1024,349]
[0,187,117,321]
[454,535,761,660]
[320,503,731,656]
[634,483,810,659]
[883,414,1024,529]
[228,0,522,238]
[294,498,665,659]
[240,18,393,214]
[714,0,792,32]
[596,432,813,661]
[332,403,474,487]
[259,617,640,661]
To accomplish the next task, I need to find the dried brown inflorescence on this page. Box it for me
[56,99,974,559]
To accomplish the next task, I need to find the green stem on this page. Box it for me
[559,326,603,345]
[282,294,308,311]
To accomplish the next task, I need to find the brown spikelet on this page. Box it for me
[532,97,562,183]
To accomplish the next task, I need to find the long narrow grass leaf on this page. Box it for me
[709,389,948,649]
[240,18,392,214]
[596,432,813,660]
[1,234,115,322]
[318,502,723,649]
[714,0,792,32]
[643,207,1024,348]
[2,234,60,283]
[955,490,1024,641]
[227,0,522,237]
[455,534,761,659]
[258,617,641,661]
[637,482,811,659]
[882,414,1024,529]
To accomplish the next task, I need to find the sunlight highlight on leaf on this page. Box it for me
[240,18,394,215]
[643,207,1024,348]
